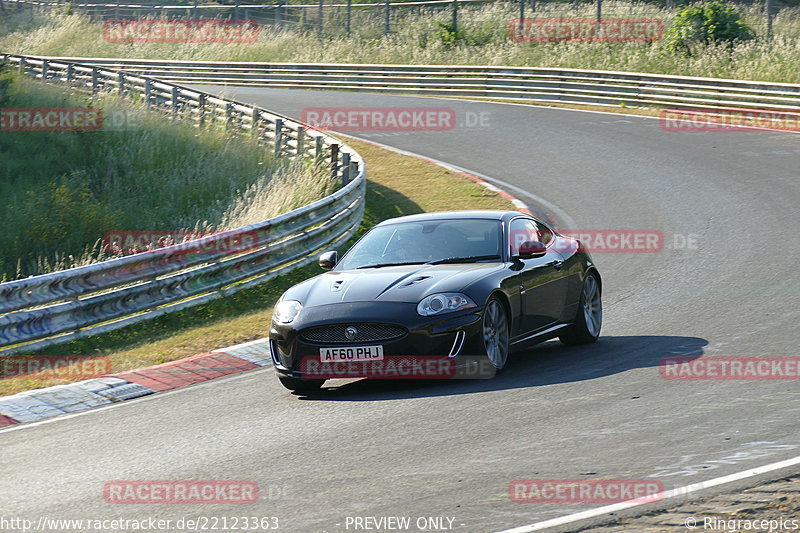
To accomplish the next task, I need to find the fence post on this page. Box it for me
[341,152,350,186]
[766,0,772,38]
[318,0,323,39]
[114,1,119,18]
[192,0,197,18]
[330,143,339,181]
[41,59,49,80]
[346,0,351,37]
[276,0,282,29]
[66,63,73,82]
[596,0,602,35]
[519,0,523,29]
[234,0,239,20]
[144,78,152,109]
[18,56,25,74]
[250,108,258,137]
[91,67,99,93]
[225,102,233,128]
[274,119,283,157]
[384,0,390,35]
[118,71,125,97]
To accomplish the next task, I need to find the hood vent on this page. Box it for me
[402,276,431,287]
[331,280,345,292]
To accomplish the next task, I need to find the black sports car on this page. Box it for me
[270,210,602,392]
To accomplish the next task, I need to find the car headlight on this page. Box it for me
[273,300,303,324]
[417,293,476,316]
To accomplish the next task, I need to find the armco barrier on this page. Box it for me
[0,53,366,355]
[21,57,800,112]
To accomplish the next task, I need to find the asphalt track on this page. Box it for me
[2,88,799,533]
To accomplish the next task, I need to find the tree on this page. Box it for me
[663,0,755,55]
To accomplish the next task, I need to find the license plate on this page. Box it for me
[319,346,384,362]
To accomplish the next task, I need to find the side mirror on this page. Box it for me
[515,241,547,260]
[319,251,338,270]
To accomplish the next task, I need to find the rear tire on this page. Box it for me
[559,271,602,345]
[278,375,325,393]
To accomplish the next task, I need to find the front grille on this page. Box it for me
[300,324,407,344]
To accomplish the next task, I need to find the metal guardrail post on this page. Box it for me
[341,152,350,186]
[41,59,49,80]
[274,118,283,157]
[144,78,152,109]
[234,0,239,20]
[315,135,323,161]
[225,102,233,128]
[330,143,339,181]
[453,0,458,34]
[198,93,205,125]
[250,107,258,137]
[296,126,305,157]
[66,63,73,82]
[172,86,179,118]
[18,56,25,73]
[91,66,99,93]
[384,0,390,35]
[118,71,125,97]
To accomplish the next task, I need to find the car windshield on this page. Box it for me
[337,218,503,270]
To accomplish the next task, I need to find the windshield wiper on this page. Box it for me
[356,261,427,269]
[427,254,501,265]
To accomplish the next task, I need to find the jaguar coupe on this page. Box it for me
[269,210,602,392]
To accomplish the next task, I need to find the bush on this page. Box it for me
[663,0,755,55]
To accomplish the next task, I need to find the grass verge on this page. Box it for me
[0,138,516,397]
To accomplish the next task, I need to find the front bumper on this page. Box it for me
[270,301,483,379]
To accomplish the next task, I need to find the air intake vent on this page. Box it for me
[301,324,407,344]
[402,276,431,287]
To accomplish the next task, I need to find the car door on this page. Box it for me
[508,217,570,335]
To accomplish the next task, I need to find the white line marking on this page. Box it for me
[0,366,273,434]
[495,454,800,532]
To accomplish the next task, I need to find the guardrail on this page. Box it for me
[0,53,366,355]
[33,57,800,112]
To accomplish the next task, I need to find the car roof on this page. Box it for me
[374,210,527,226]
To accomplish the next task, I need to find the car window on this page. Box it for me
[509,218,541,255]
[337,219,502,269]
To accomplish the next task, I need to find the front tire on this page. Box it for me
[278,375,325,393]
[482,295,510,371]
[559,271,602,345]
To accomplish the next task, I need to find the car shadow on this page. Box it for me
[293,335,707,401]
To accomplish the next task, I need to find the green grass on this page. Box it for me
[1,2,799,82]
[0,138,517,397]
[0,67,329,280]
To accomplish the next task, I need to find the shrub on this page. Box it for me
[663,0,755,55]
